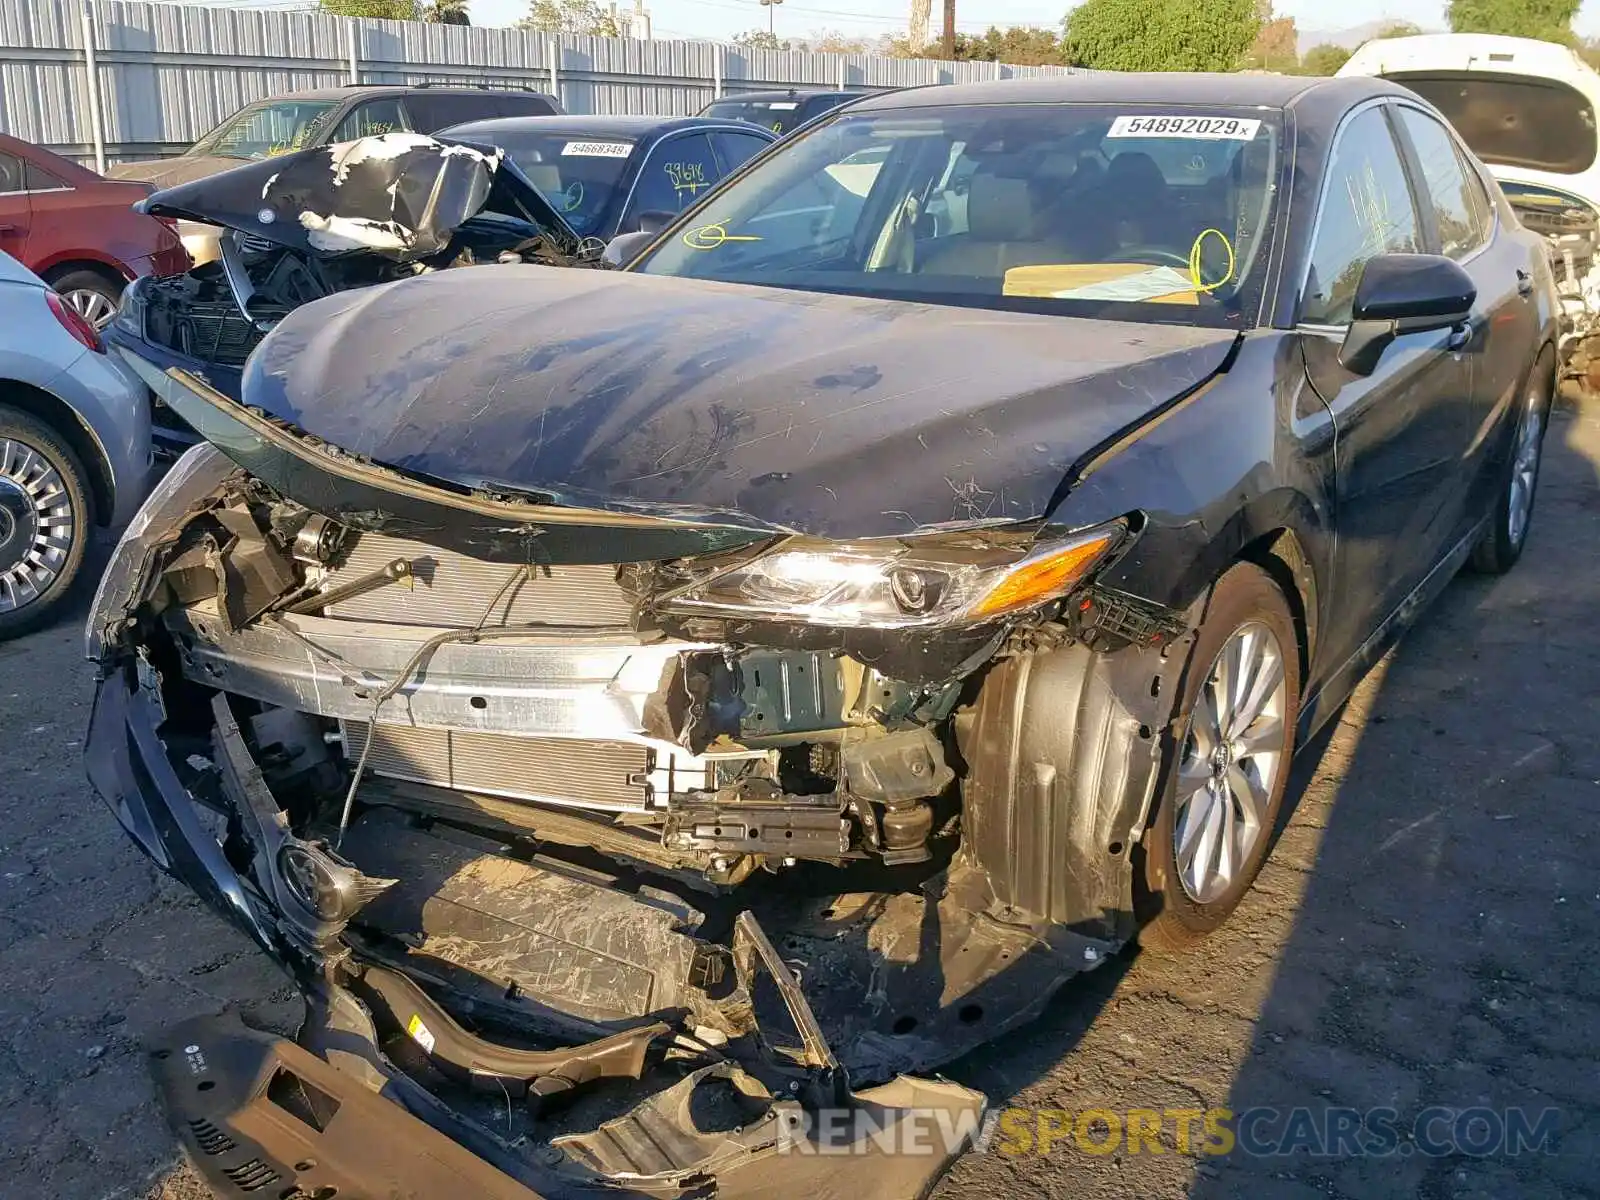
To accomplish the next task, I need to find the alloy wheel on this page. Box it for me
[1172,620,1288,904]
[1507,384,1545,549]
[0,437,75,614]
[61,287,117,330]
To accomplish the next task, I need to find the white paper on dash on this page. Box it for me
[1052,266,1196,303]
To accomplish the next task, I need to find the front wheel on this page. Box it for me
[1137,562,1301,952]
[0,405,91,640]
[1469,350,1552,575]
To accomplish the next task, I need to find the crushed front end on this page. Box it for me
[87,370,1186,1197]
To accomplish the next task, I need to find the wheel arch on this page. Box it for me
[0,379,112,526]
[36,256,132,288]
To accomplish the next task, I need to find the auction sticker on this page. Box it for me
[1107,115,1261,140]
[562,141,633,157]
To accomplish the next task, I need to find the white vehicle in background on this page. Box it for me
[1340,33,1600,396]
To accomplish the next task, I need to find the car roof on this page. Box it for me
[707,89,862,103]
[0,132,103,184]
[251,85,556,103]
[441,114,769,139]
[854,73,1409,115]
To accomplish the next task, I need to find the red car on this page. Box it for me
[0,134,189,330]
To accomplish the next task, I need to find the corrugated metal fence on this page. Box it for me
[0,0,1080,166]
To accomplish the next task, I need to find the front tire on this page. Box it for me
[46,268,123,331]
[1137,562,1301,952]
[0,405,91,640]
[1469,349,1552,575]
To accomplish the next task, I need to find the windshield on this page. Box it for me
[466,132,635,237]
[637,104,1282,328]
[702,98,813,135]
[190,99,342,161]
[1387,72,1597,176]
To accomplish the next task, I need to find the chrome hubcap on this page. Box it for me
[1507,387,1544,548]
[61,287,116,330]
[1173,621,1288,904]
[0,438,74,614]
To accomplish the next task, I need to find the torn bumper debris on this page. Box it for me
[88,342,1195,1193]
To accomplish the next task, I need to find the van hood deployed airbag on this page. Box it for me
[241,267,1238,538]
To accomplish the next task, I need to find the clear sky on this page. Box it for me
[467,0,1600,40]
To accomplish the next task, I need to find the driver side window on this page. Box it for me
[1302,107,1422,326]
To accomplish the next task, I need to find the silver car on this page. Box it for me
[1,250,152,637]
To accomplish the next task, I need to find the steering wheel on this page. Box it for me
[1109,245,1192,269]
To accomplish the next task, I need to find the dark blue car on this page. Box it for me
[440,114,778,241]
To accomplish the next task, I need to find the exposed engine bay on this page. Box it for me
[87,361,1190,1192]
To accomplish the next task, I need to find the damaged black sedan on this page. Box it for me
[86,74,1557,1197]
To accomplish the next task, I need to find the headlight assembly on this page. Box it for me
[661,520,1129,630]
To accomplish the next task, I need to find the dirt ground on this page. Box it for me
[1,404,1596,1200]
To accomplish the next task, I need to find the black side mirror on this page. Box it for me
[602,230,656,269]
[1338,253,1477,375]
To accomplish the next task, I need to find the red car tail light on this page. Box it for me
[46,288,105,354]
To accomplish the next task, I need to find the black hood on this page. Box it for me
[138,132,581,260]
[242,268,1238,539]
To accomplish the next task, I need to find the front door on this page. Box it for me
[1298,104,1477,673]
[1391,102,1542,535]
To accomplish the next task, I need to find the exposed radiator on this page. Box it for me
[323,532,635,628]
[343,721,654,812]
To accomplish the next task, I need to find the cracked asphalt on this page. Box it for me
[1,403,1596,1200]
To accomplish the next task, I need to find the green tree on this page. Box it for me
[425,0,470,23]
[883,25,1062,65]
[519,0,621,35]
[1299,42,1353,74]
[734,29,790,50]
[320,0,420,18]
[808,28,870,54]
[1448,0,1580,42]
[1372,19,1423,37]
[1063,0,1261,71]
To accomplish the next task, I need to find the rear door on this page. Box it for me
[0,150,31,265]
[1391,102,1540,521]
[1299,103,1478,670]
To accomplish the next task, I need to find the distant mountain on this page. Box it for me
[1297,20,1438,57]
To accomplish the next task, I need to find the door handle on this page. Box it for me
[1516,269,1534,297]
[1447,323,1473,351]
[0,224,16,234]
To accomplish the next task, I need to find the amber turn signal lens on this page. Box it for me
[967,534,1119,619]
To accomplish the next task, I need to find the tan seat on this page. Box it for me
[919,171,1073,280]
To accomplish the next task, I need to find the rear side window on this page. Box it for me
[495,93,560,118]
[24,162,67,190]
[632,132,719,218]
[0,153,24,193]
[1397,107,1489,261]
[406,92,512,133]
[1303,108,1422,326]
[712,131,771,174]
